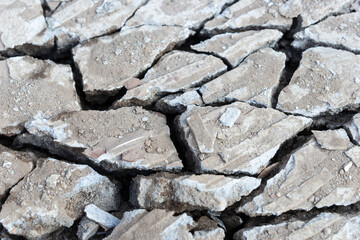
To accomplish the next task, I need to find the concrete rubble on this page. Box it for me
[239,129,360,216]
[293,12,360,53]
[130,172,261,212]
[77,216,100,240]
[200,48,286,106]
[0,56,81,136]
[23,107,182,172]
[346,113,360,144]
[191,30,283,68]
[85,204,120,230]
[0,158,120,239]
[234,212,360,240]
[277,47,360,117]
[73,25,193,103]
[177,102,312,175]
[113,50,226,108]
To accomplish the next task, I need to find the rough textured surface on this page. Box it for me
[178,102,312,175]
[46,0,146,50]
[0,158,120,239]
[85,204,120,230]
[0,145,34,198]
[293,12,360,53]
[234,212,360,240]
[124,0,233,29]
[191,30,283,67]
[200,48,286,106]
[24,107,182,171]
[113,50,226,108]
[104,209,195,240]
[239,129,360,216]
[346,113,360,144]
[0,0,53,56]
[77,217,99,240]
[130,172,261,212]
[277,47,360,117]
[202,0,292,35]
[73,25,193,103]
[193,228,225,240]
[0,56,81,136]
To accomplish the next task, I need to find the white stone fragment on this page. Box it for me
[85,204,120,230]
[219,108,241,127]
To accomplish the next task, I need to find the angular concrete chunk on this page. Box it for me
[202,0,292,35]
[191,30,283,67]
[125,0,233,29]
[85,204,120,230]
[313,129,353,150]
[0,145,34,198]
[201,48,286,106]
[346,113,360,144]
[0,158,120,239]
[46,0,146,50]
[293,12,360,53]
[24,107,182,172]
[345,146,360,168]
[77,217,99,240]
[234,212,360,240]
[193,228,225,240]
[0,0,53,55]
[104,209,195,240]
[239,129,360,216]
[73,26,193,103]
[0,56,81,136]
[279,0,353,27]
[277,47,360,117]
[113,50,226,108]
[178,102,312,175]
[130,172,261,212]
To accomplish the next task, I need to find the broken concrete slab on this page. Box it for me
[200,48,286,106]
[77,217,99,240]
[154,90,204,114]
[73,26,193,103]
[279,0,353,27]
[177,102,312,175]
[46,0,146,51]
[0,56,81,136]
[191,30,283,68]
[24,107,182,172]
[193,228,225,240]
[234,212,360,240]
[0,0,53,56]
[0,145,34,198]
[112,50,226,108]
[0,158,120,239]
[277,47,360,117]
[104,209,195,240]
[293,12,360,53]
[124,0,233,30]
[239,129,360,216]
[346,113,360,144]
[130,172,261,212]
[201,0,292,35]
[85,204,120,230]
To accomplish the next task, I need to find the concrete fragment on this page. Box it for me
[130,172,261,212]
[73,26,193,103]
[178,102,312,175]
[346,113,360,144]
[345,146,360,167]
[193,228,225,240]
[313,129,353,150]
[85,204,120,230]
[277,47,360,117]
[24,107,182,172]
[234,212,360,240]
[0,145,34,198]
[293,12,360,53]
[46,0,146,50]
[0,0,53,56]
[201,48,286,106]
[77,217,99,240]
[0,158,120,239]
[191,30,283,67]
[279,0,353,27]
[219,108,241,127]
[113,51,226,108]
[154,90,203,114]
[202,0,292,35]
[104,209,195,240]
[0,56,81,136]
[125,0,233,29]
[239,129,360,216]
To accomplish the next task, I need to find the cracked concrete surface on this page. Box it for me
[1,0,360,239]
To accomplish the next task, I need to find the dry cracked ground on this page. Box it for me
[1,0,360,239]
